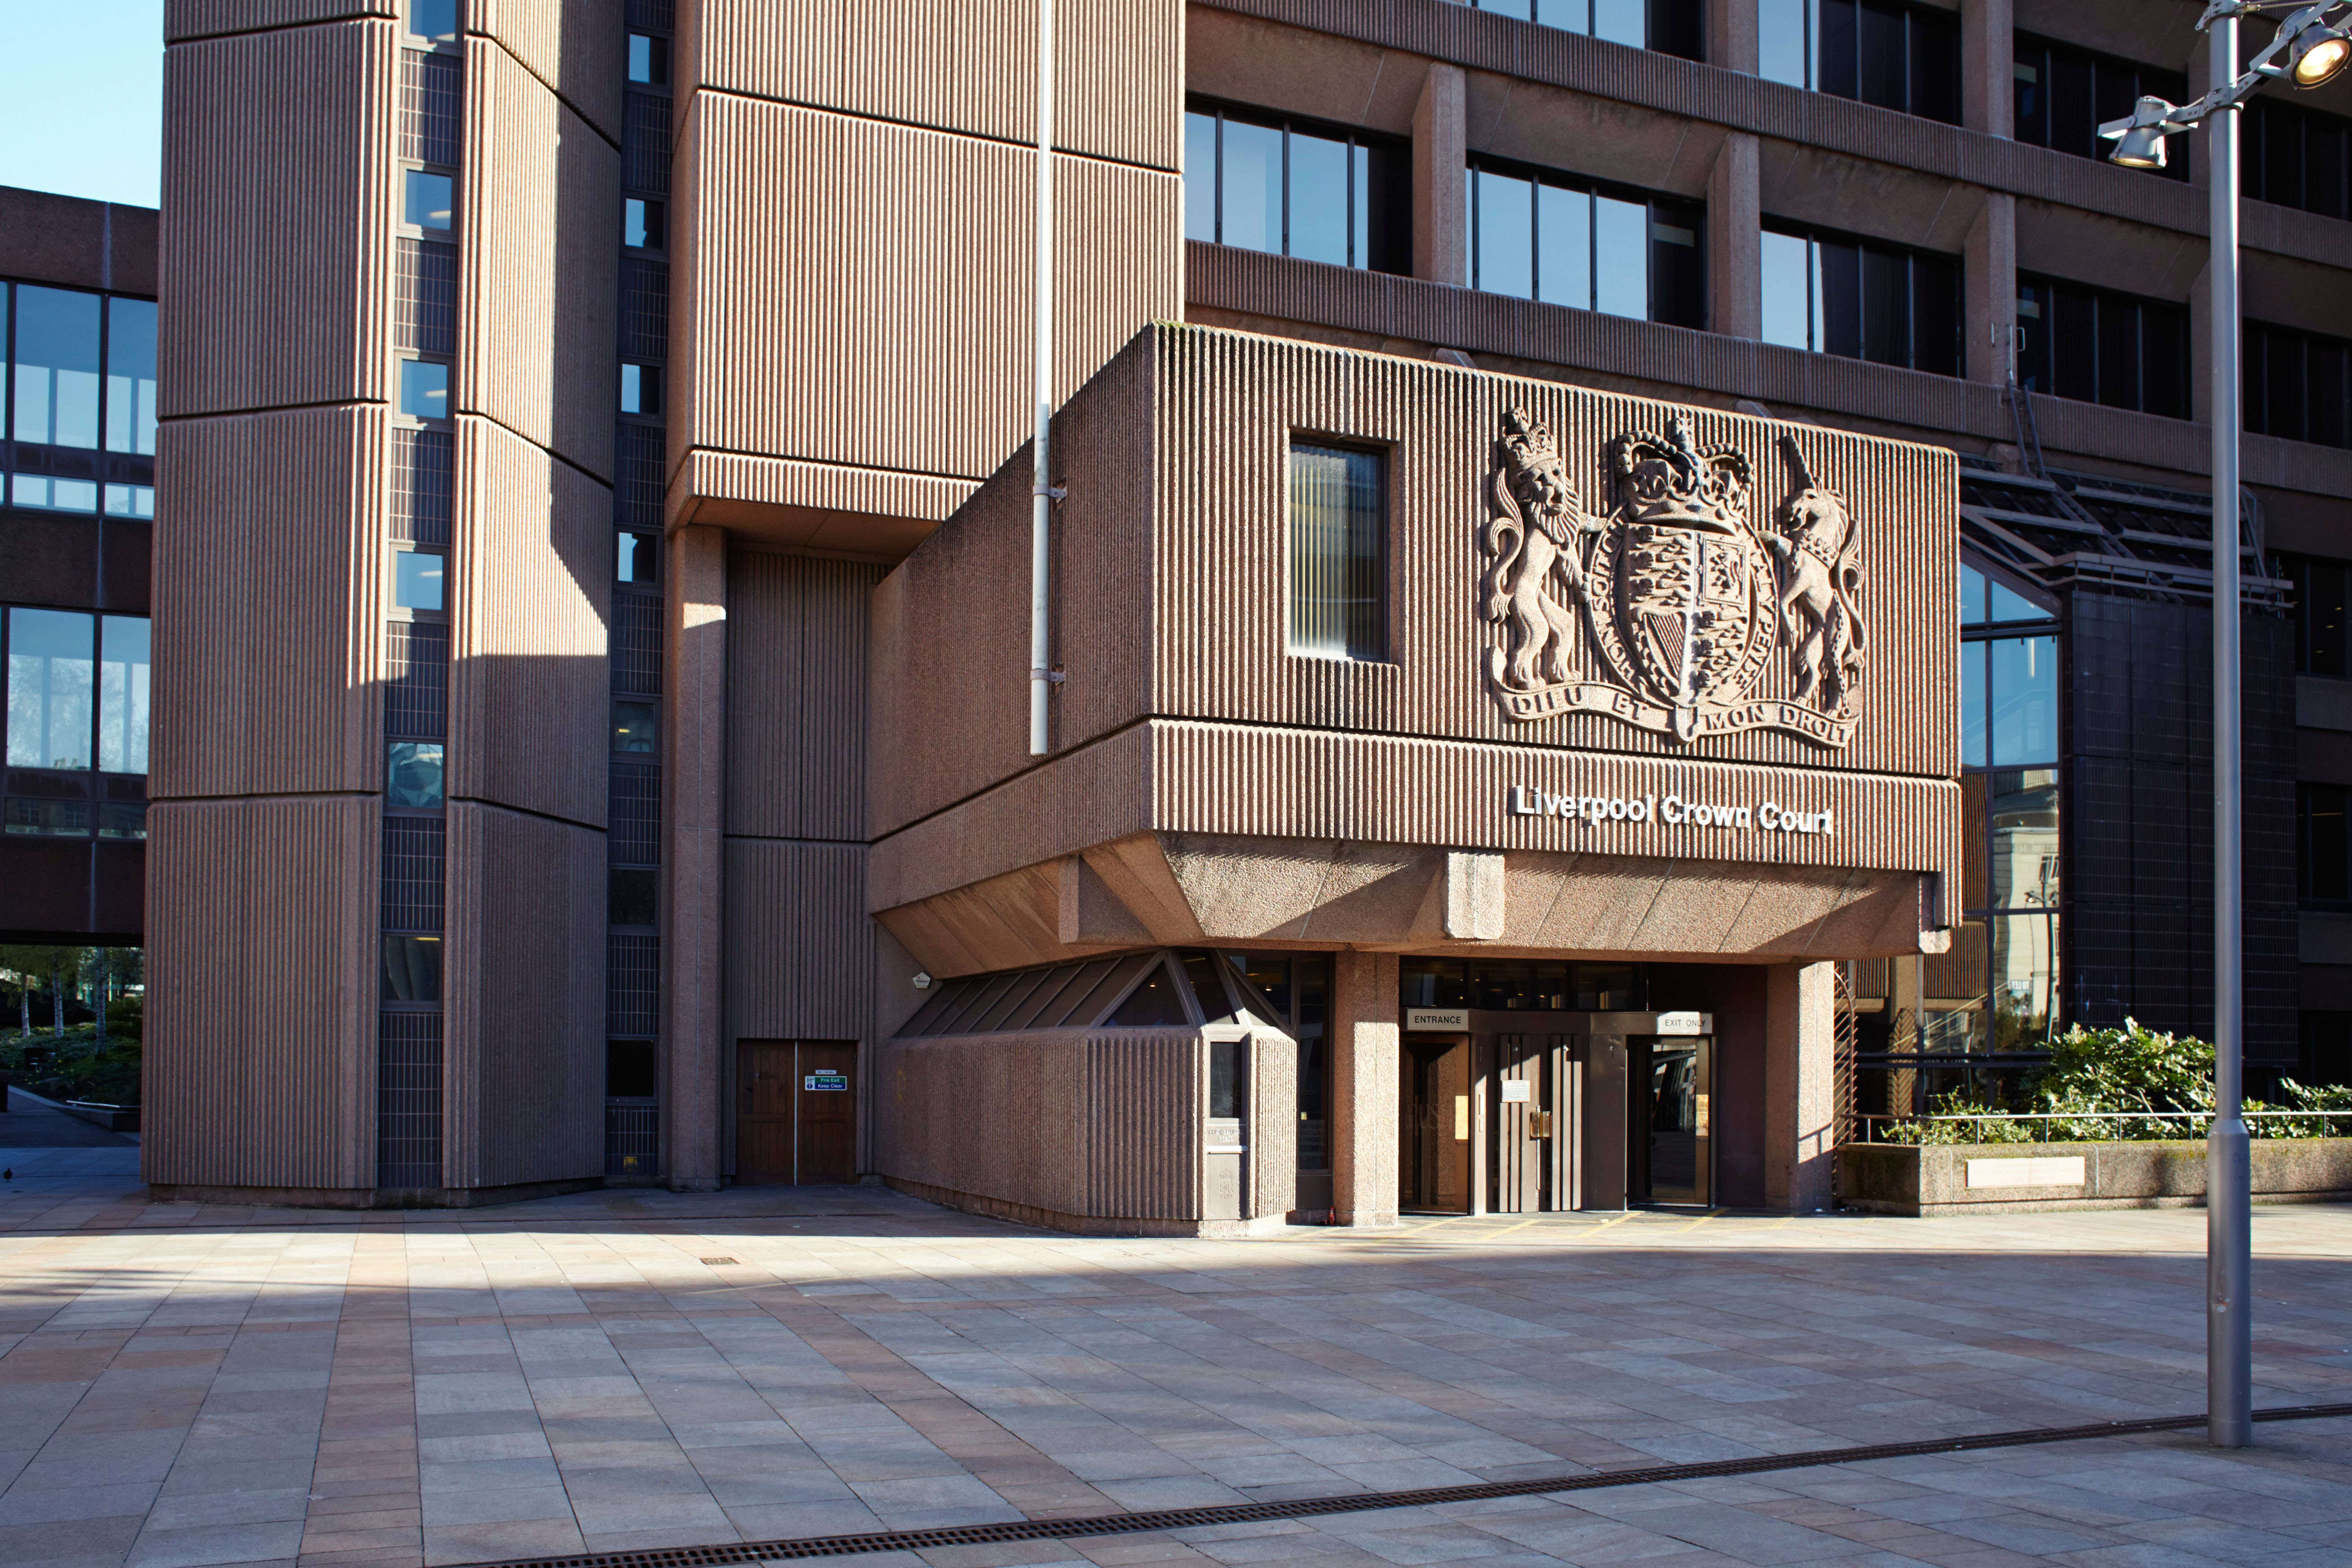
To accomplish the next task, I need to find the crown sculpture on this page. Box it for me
[1479,409,1869,746]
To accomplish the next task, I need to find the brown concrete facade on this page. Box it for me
[140,0,2350,1220]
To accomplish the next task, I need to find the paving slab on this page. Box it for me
[0,1171,2346,1567]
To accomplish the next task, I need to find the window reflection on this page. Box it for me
[6,608,95,770]
[1184,102,1404,273]
[1467,160,1703,328]
[1988,635,2056,766]
[105,298,157,455]
[11,285,102,449]
[98,616,150,774]
[387,741,446,809]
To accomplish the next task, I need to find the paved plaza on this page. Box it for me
[0,1147,2346,1568]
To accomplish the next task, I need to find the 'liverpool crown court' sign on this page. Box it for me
[1478,409,1870,747]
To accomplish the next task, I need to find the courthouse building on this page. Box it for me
[123,0,2352,1226]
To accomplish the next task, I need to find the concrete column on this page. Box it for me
[1709,132,1762,340]
[1764,960,1836,1212]
[1331,949,1400,1226]
[1961,0,2014,138]
[1964,192,2018,385]
[663,524,727,1191]
[1707,0,1759,75]
[1413,63,1468,288]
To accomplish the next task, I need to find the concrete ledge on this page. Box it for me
[1839,1139,2352,1215]
[885,1174,1291,1238]
[8,1086,139,1131]
[144,1176,606,1209]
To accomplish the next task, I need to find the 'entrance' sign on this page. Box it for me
[1406,1008,1469,1032]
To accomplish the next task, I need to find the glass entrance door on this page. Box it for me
[1398,1036,1471,1212]
[1630,1035,1710,1205]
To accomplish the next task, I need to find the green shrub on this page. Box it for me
[1872,1019,2351,1143]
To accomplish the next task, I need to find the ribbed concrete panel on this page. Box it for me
[873,325,1960,844]
[671,451,978,551]
[874,1031,1084,1219]
[674,95,1178,487]
[460,39,619,479]
[151,407,386,800]
[686,0,1179,170]
[869,716,1962,918]
[723,838,871,1041]
[142,796,378,1193]
[1082,1034,1198,1218]
[725,551,878,840]
[448,417,611,827]
[165,0,395,41]
[1142,328,1960,776]
[1187,245,2233,480]
[442,801,605,1190]
[160,18,396,416]
[470,0,626,141]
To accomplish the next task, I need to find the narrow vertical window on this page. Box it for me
[6,609,96,771]
[98,617,150,774]
[1288,443,1386,662]
[11,285,102,449]
[104,298,158,456]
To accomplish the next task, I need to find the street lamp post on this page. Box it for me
[2099,0,2352,1450]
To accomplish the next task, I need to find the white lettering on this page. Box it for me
[1759,803,1780,829]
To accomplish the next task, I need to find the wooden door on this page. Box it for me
[737,1040,795,1183]
[796,1041,858,1184]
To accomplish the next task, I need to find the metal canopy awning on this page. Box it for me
[1956,456,2292,609]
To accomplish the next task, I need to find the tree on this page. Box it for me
[0,946,37,1039]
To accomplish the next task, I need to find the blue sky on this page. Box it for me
[0,2,165,208]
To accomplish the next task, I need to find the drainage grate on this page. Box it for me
[440,1400,2352,1568]
[699,1257,738,1265]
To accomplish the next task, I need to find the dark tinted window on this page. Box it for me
[2017,274,2190,417]
[1760,0,1960,122]
[2287,555,2351,676]
[1467,0,1703,59]
[1761,222,1961,376]
[2244,96,2352,220]
[2301,782,2351,902]
[2245,320,2352,450]
[2014,32,2189,181]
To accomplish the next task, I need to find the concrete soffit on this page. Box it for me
[874,830,1945,978]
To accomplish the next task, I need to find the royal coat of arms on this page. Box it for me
[1478,409,1868,746]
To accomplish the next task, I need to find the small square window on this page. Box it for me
[383,934,442,1001]
[409,0,457,41]
[387,741,446,809]
[98,801,148,840]
[404,170,454,230]
[612,699,658,754]
[620,363,662,416]
[393,550,445,612]
[607,1039,657,1097]
[103,484,156,518]
[627,33,669,85]
[609,866,657,926]
[617,533,658,584]
[624,197,664,249]
[399,358,449,421]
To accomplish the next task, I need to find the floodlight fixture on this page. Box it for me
[2282,6,2352,84]
[2100,97,2180,168]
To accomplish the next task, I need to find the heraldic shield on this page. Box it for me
[1477,408,1868,747]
